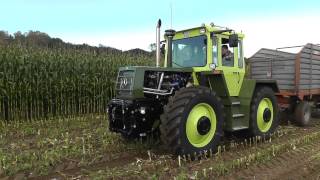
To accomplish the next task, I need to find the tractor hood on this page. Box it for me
[115,66,193,99]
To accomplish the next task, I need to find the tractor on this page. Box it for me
[107,20,279,156]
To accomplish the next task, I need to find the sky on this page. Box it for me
[1,0,320,57]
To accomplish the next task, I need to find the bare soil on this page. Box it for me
[3,116,320,179]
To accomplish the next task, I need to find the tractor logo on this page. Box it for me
[120,77,128,89]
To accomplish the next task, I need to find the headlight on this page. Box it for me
[140,107,146,115]
[200,28,206,34]
[209,63,216,70]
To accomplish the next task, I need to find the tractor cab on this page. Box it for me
[165,25,245,96]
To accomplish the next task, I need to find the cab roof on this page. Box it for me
[172,24,245,38]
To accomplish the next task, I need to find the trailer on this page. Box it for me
[249,43,320,126]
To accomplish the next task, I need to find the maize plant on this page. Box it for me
[0,45,153,121]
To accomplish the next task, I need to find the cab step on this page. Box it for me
[232,126,247,130]
[231,101,241,105]
[232,113,245,118]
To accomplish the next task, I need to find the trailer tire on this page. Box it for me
[160,86,224,156]
[249,87,279,137]
[294,101,311,126]
[311,101,320,118]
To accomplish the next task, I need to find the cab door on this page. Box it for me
[217,35,245,96]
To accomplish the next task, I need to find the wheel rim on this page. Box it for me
[186,103,217,148]
[257,98,274,132]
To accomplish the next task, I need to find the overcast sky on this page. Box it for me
[1,0,320,57]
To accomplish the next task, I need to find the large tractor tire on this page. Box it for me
[249,87,279,137]
[294,101,311,126]
[160,87,224,156]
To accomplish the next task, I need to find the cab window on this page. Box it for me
[212,36,218,66]
[221,38,234,67]
[172,35,207,68]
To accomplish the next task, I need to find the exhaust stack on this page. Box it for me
[165,29,175,68]
[156,19,161,67]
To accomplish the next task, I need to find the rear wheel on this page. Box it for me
[294,101,311,126]
[160,87,224,156]
[249,87,279,137]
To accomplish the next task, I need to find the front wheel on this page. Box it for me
[249,87,279,137]
[160,87,224,156]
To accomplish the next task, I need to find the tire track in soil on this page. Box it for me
[222,134,320,180]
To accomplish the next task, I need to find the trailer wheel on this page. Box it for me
[294,101,311,126]
[249,87,279,137]
[311,101,320,118]
[160,87,224,156]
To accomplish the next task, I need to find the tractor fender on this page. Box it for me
[232,79,279,132]
[239,79,279,100]
[255,79,279,93]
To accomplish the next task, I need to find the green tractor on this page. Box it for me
[107,21,279,156]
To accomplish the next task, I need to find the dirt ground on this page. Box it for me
[223,134,320,180]
[1,116,320,179]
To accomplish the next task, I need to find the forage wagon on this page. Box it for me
[249,44,320,126]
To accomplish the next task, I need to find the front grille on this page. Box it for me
[115,70,135,95]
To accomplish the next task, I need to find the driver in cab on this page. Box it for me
[222,45,234,66]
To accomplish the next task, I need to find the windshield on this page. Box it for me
[172,35,207,68]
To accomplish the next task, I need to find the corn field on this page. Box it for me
[0,45,153,121]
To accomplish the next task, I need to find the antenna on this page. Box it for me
[170,2,173,29]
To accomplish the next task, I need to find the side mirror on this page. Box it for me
[229,34,238,47]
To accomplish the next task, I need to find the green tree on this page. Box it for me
[149,43,156,52]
